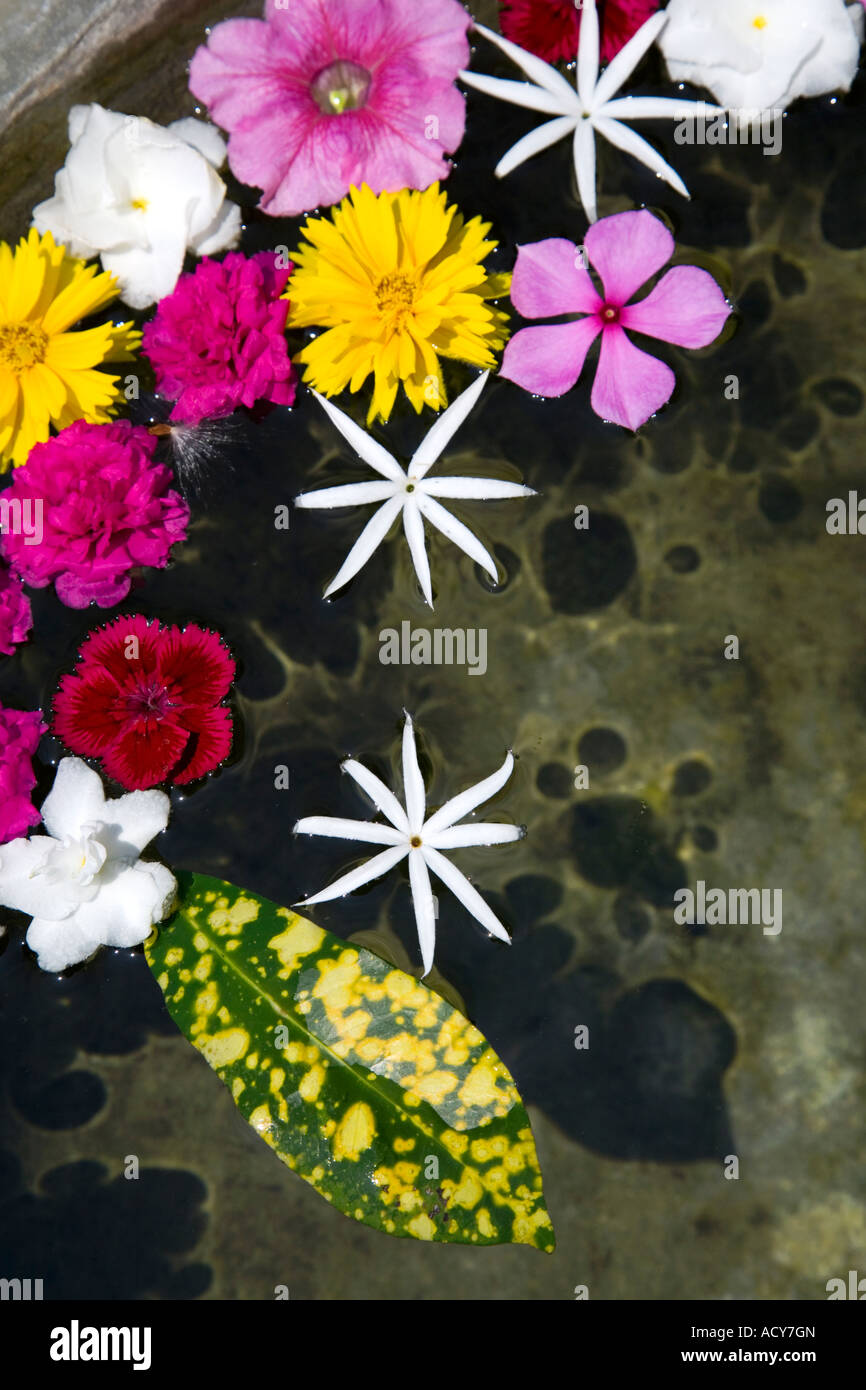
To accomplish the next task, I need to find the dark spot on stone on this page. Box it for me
[694,1212,722,1237]
[542,513,636,615]
[613,892,652,944]
[162,1262,213,1299]
[0,1162,209,1300]
[772,253,807,297]
[571,797,686,907]
[678,173,751,248]
[578,727,627,774]
[737,279,772,327]
[537,762,572,798]
[505,873,562,923]
[777,408,820,451]
[648,430,692,475]
[812,377,864,416]
[474,542,520,593]
[740,353,800,429]
[11,1069,106,1130]
[729,442,758,474]
[692,825,718,852]
[758,475,803,523]
[602,980,737,1159]
[823,152,866,249]
[673,759,712,796]
[665,544,700,573]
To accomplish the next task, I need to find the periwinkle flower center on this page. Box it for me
[311,60,372,115]
[0,321,48,372]
[601,304,620,324]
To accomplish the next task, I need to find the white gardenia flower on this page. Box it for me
[658,0,864,116]
[297,373,535,607]
[0,757,177,972]
[295,712,523,976]
[460,0,719,222]
[33,104,242,308]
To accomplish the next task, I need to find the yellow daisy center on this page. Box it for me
[0,320,48,372]
[752,14,768,28]
[375,272,418,331]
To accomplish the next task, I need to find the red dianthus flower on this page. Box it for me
[52,615,235,790]
[499,0,661,66]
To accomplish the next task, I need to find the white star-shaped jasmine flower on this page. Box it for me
[0,757,176,972]
[296,373,535,607]
[459,0,722,222]
[294,712,523,976]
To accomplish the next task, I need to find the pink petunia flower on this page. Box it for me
[0,704,47,843]
[0,561,33,655]
[501,210,732,430]
[0,421,190,610]
[141,251,297,426]
[499,0,661,66]
[188,0,471,217]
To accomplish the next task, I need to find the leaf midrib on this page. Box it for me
[185,902,463,1164]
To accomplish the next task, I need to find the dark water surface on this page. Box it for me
[2,5,866,1300]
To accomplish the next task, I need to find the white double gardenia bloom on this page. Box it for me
[460,0,719,222]
[658,0,864,116]
[33,104,241,308]
[0,758,177,972]
[298,374,535,608]
[295,712,523,977]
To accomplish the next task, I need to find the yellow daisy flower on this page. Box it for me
[287,183,511,425]
[0,228,140,470]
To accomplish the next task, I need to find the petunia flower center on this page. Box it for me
[375,272,418,330]
[0,321,48,373]
[600,303,620,324]
[126,677,176,720]
[311,60,372,115]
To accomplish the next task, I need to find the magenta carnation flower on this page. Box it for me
[188,0,471,217]
[141,252,297,426]
[501,210,732,431]
[0,420,190,609]
[0,560,33,655]
[0,704,46,843]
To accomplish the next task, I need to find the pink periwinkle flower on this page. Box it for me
[501,210,733,431]
[0,704,46,843]
[0,420,190,609]
[188,0,471,217]
[142,251,297,426]
[0,561,33,655]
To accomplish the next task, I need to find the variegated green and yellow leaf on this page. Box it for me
[146,872,554,1250]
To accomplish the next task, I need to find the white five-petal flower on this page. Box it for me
[294,712,523,977]
[0,757,177,972]
[296,373,535,607]
[459,0,721,222]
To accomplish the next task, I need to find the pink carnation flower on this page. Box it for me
[141,252,297,426]
[188,0,471,217]
[0,420,190,609]
[501,210,732,431]
[0,561,33,655]
[0,704,46,843]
